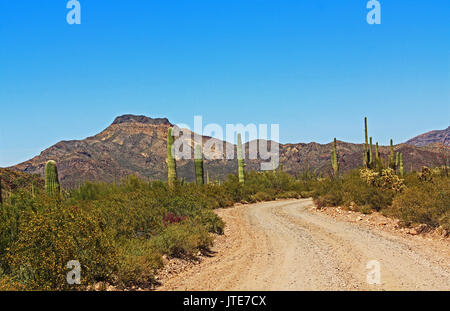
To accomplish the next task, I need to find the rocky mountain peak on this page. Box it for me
[112,114,172,126]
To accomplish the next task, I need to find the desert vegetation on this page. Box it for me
[0,120,448,290]
[317,118,449,231]
[0,159,306,290]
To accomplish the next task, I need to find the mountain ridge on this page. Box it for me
[10,115,450,188]
[405,126,450,147]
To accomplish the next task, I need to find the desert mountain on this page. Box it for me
[405,126,450,147]
[11,115,449,188]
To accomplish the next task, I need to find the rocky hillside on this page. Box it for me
[406,126,450,147]
[0,168,43,192]
[10,115,449,188]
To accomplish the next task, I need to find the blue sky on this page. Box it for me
[0,0,449,167]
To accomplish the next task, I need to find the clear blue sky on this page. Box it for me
[0,0,449,167]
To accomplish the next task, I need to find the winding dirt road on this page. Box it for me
[159,199,450,291]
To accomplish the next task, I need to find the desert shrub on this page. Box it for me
[311,170,396,211]
[251,191,274,202]
[0,275,27,291]
[342,171,394,211]
[221,170,299,203]
[223,175,244,202]
[358,205,373,215]
[151,222,213,258]
[191,209,224,235]
[387,176,450,229]
[201,184,234,208]
[417,166,433,182]
[276,191,300,199]
[6,205,117,290]
[115,239,162,288]
[299,190,315,198]
[312,178,343,207]
[0,174,231,290]
[360,168,406,192]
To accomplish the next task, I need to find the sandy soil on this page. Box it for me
[157,199,450,291]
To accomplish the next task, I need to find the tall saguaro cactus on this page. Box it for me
[167,127,177,186]
[363,117,370,167]
[331,138,339,177]
[369,137,374,167]
[395,152,399,172]
[389,139,396,170]
[375,142,383,169]
[375,142,380,162]
[194,144,204,185]
[45,160,60,197]
[399,153,404,177]
[237,133,245,184]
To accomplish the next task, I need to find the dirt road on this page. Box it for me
[159,199,450,291]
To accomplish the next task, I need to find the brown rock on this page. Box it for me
[409,229,418,235]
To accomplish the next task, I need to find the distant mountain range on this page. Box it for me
[10,115,450,188]
[405,126,449,147]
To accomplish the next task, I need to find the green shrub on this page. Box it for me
[312,178,343,207]
[341,172,394,211]
[387,176,449,228]
[115,239,162,288]
[276,191,300,199]
[6,205,117,290]
[0,174,231,290]
[151,222,213,258]
[191,209,225,235]
[251,191,274,202]
[299,190,315,198]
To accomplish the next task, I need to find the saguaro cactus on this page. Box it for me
[45,160,60,197]
[399,153,404,177]
[369,137,373,167]
[237,133,245,184]
[389,139,396,170]
[395,152,399,172]
[206,170,210,185]
[375,142,383,169]
[331,138,339,177]
[167,127,177,186]
[375,142,380,162]
[194,144,204,185]
[363,117,370,167]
